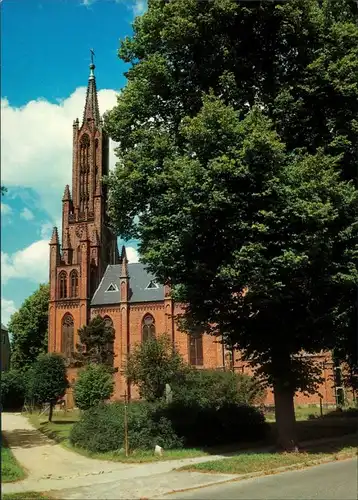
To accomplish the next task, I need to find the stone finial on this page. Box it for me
[49,227,59,245]
[120,245,128,278]
[62,184,71,202]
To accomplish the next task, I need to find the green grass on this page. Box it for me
[265,405,331,422]
[3,493,53,500]
[27,407,358,464]
[1,436,26,483]
[179,438,358,475]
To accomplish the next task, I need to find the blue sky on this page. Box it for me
[1,0,146,325]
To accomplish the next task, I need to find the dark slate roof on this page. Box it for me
[1,323,8,331]
[91,263,165,306]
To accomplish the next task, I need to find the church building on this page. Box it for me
[48,62,337,407]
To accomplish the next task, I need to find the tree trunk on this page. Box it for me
[273,382,298,452]
[48,402,54,422]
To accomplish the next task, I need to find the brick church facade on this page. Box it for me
[48,62,337,407]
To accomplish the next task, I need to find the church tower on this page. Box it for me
[48,59,119,357]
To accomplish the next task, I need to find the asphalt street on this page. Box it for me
[162,458,358,500]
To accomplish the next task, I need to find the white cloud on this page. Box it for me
[1,298,17,327]
[20,207,35,221]
[132,0,147,16]
[1,87,118,221]
[1,240,49,285]
[126,246,139,263]
[1,203,12,216]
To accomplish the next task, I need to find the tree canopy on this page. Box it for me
[76,315,115,368]
[27,353,68,422]
[8,283,49,371]
[105,0,358,449]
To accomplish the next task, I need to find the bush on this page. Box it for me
[74,364,114,410]
[172,369,266,408]
[1,369,26,410]
[70,401,183,453]
[157,400,267,447]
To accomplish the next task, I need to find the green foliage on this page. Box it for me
[8,284,49,371]
[74,364,114,410]
[76,315,115,368]
[0,370,26,410]
[70,401,182,453]
[158,401,267,447]
[105,0,358,448]
[1,186,7,196]
[125,334,187,401]
[173,369,266,408]
[27,353,68,419]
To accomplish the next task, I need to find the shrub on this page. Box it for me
[70,401,183,453]
[0,369,26,410]
[74,364,114,410]
[172,369,266,408]
[157,400,268,447]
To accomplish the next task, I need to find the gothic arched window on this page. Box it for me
[70,270,79,297]
[62,313,74,361]
[188,331,203,366]
[59,271,67,299]
[142,314,155,342]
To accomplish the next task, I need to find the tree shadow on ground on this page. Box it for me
[202,416,358,457]
[2,429,54,449]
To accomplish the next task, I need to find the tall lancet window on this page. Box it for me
[79,134,90,213]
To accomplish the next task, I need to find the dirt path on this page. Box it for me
[2,412,137,480]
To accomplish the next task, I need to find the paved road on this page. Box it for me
[162,458,358,500]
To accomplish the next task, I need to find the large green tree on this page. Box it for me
[105,0,358,449]
[8,283,49,371]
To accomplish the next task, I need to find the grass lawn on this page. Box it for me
[3,493,53,500]
[179,435,358,474]
[27,407,357,463]
[1,436,26,483]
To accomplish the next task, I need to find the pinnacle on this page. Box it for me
[120,245,128,263]
[62,185,71,202]
[120,245,128,277]
[50,227,59,245]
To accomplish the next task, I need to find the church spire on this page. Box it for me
[82,50,100,126]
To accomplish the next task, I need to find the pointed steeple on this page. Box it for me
[120,245,128,278]
[62,184,71,202]
[50,227,59,245]
[82,54,100,126]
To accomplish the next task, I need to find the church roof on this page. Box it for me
[91,263,165,306]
